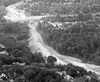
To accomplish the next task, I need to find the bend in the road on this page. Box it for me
[4,1,100,75]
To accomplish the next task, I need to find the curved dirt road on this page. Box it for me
[4,1,100,75]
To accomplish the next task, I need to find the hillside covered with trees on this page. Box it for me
[36,0,100,66]
[0,0,99,82]
[22,0,100,16]
[0,18,99,82]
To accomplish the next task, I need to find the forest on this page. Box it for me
[22,0,100,16]
[36,0,100,66]
[37,15,100,65]
[0,0,99,82]
[0,20,99,82]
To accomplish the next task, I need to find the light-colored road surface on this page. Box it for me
[4,1,100,75]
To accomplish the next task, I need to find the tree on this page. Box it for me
[17,33,28,41]
[68,67,77,78]
[0,4,6,20]
[0,60,2,68]
[19,57,30,65]
[45,75,53,82]
[61,79,67,82]
[56,43,64,54]
[47,56,57,64]
[49,79,56,82]
[56,14,61,22]
[81,6,90,13]
[14,65,23,76]
[61,7,67,14]
[3,0,19,7]
[34,52,45,63]
[37,22,42,29]
[84,13,91,20]
[14,76,25,82]
[74,0,80,3]
[77,12,84,21]
[4,22,19,34]
[90,74,99,82]
[94,56,100,65]
[91,4,100,12]
[55,74,62,82]
[34,72,43,82]
[23,70,36,82]
[73,77,86,82]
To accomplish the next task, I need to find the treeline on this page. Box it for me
[29,0,66,3]
[25,0,100,16]
[1,0,21,7]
